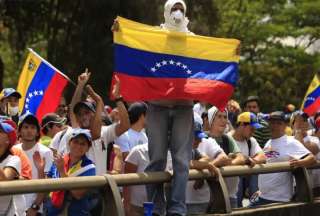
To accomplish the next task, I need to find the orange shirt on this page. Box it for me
[11,147,32,180]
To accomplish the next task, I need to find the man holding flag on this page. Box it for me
[112,0,240,215]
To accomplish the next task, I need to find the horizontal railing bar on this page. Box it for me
[0,162,319,195]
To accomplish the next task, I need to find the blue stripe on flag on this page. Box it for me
[21,62,55,115]
[114,44,238,86]
[303,86,320,108]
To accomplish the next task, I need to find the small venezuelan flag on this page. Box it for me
[112,16,240,109]
[301,73,320,116]
[17,49,69,120]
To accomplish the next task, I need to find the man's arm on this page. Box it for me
[290,153,316,168]
[112,75,130,137]
[69,69,91,128]
[86,85,103,140]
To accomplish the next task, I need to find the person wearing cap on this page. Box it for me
[15,113,53,215]
[0,121,27,215]
[46,128,96,216]
[312,114,320,196]
[40,113,67,147]
[205,106,246,208]
[243,96,271,148]
[0,88,22,124]
[186,117,229,214]
[229,112,266,207]
[115,102,148,160]
[249,111,316,207]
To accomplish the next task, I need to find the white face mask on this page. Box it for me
[170,10,184,25]
[8,105,19,116]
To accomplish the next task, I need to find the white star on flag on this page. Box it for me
[169,60,174,65]
[151,67,156,72]
[182,65,187,69]
[39,90,44,95]
[187,70,192,74]
[176,62,181,66]
[162,60,167,65]
[26,98,30,103]
[29,93,33,98]
[156,63,161,68]
[34,91,38,95]
[25,104,28,109]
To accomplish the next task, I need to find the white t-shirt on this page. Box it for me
[0,155,22,216]
[51,125,118,175]
[186,138,223,204]
[125,144,172,207]
[303,135,320,188]
[125,144,149,207]
[193,103,206,116]
[231,136,263,157]
[50,126,73,154]
[115,128,148,153]
[259,135,310,202]
[15,143,53,212]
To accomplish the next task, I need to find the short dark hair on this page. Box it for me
[243,96,259,108]
[128,102,148,124]
[18,117,41,141]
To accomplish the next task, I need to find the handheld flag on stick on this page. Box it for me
[301,73,320,116]
[17,49,70,121]
[112,16,240,109]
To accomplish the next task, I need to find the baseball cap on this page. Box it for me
[237,112,262,129]
[0,88,21,99]
[243,96,259,107]
[41,113,66,129]
[0,122,17,147]
[69,128,92,145]
[73,101,96,114]
[268,111,286,121]
[194,120,207,140]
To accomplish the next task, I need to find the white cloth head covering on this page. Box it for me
[208,106,228,128]
[161,0,190,33]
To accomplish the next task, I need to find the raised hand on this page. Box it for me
[78,68,91,86]
[111,19,120,32]
[33,151,45,172]
[112,75,121,99]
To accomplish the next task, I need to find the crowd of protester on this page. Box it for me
[0,74,320,216]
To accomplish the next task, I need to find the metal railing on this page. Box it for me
[0,162,319,215]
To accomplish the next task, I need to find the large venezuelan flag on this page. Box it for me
[112,16,240,109]
[301,73,320,116]
[17,49,69,121]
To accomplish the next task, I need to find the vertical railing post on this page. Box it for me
[206,173,232,214]
[103,174,125,216]
[293,167,313,203]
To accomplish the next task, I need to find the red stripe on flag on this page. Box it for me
[113,72,234,109]
[36,72,68,121]
[304,97,320,116]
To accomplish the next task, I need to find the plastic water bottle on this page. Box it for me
[143,202,154,216]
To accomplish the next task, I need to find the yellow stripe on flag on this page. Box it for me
[17,51,41,113]
[114,16,240,63]
[301,74,320,110]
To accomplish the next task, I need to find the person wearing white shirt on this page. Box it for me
[0,121,26,216]
[115,102,148,160]
[250,111,316,207]
[193,102,207,117]
[186,119,229,214]
[15,114,53,215]
[229,112,266,207]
